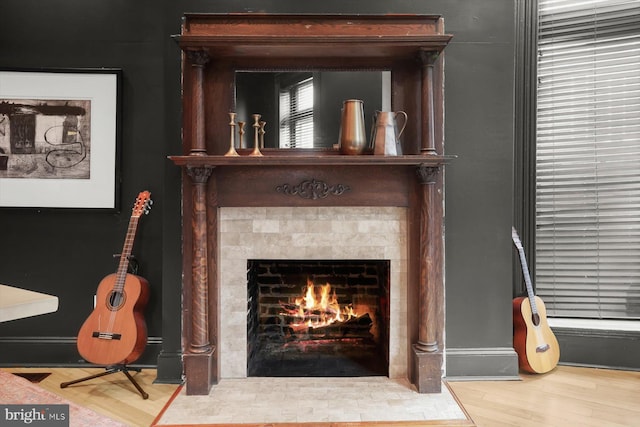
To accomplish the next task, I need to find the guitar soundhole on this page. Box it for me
[531,313,541,326]
[107,291,126,310]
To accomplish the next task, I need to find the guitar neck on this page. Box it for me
[114,215,141,292]
[512,228,539,315]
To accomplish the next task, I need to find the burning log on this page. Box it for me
[280,303,340,318]
[280,312,373,339]
[278,279,373,340]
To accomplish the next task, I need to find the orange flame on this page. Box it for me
[284,278,358,330]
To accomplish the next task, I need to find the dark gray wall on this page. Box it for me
[0,0,518,381]
[0,2,171,369]
[438,1,519,377]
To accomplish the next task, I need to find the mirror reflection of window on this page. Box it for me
[235,71,384,149]
[279,76,314,148]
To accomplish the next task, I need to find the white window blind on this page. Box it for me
[536,0,640,319]
[279,77,314,148]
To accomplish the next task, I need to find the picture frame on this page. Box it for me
[0,68,122,210]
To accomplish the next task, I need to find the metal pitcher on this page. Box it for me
[338,99,367,155]
[370,110,407,156]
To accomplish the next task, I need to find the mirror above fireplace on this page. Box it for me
[235,71,388,149]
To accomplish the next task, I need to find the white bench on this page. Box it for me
[0,284,59,322]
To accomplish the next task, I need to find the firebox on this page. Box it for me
[247,259,390,377]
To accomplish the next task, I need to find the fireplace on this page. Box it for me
[247,259,390,377]
[218,207,408,380]
[172,13,452,395]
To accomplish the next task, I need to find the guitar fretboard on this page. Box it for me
[512,227,539,316]
[113,215,141,293]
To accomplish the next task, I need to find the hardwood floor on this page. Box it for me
[2,367,178,426]
[448,365,640,427]
[2,365,639,426]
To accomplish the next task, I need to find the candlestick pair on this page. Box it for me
[225,112,265,157]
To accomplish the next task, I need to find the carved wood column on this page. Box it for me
[187,50,209,156]
[182,49,217,395]
[186,166,213,354]
[412,164,443,393]
[183,165,217,396]
[419,50,439,155]
[416,165,439,352]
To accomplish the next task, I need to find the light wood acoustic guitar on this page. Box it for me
[76,191,152,366]
[512,226,560,374]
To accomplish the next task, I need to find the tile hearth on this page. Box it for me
[154,377,470,426]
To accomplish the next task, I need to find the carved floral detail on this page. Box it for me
[187,49,210,67]
[276,179,350,200]
[416,165,440,184]
[186,165,214,183]
[417,49,440,67]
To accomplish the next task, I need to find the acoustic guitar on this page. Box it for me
[512,227,560,374]
[76,191,152,366]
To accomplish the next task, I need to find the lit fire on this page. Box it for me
[281,278,358,331]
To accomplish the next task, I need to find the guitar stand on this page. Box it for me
[60,365,149,399]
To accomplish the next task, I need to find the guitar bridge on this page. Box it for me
[536,343,550,353]
[92,332,122,340]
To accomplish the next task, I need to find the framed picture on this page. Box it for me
[0,68,122,210]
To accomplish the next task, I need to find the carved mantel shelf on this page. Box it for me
[169,154,455,167]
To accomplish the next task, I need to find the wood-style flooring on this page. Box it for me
[450,365,640,427]
[2,365,639,426]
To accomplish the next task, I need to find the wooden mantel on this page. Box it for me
[172,13,452,395]
[170,152,454,167]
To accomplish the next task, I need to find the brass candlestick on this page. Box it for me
[225,112,240,156]
[259,121,266,149]
[250,114,263,157]
[237,121,246,149]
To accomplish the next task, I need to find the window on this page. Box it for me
[279,76,314,148]
[536,0,640,319]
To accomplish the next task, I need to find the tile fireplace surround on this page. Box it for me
[171,13,452,395]
[219,206,408,379]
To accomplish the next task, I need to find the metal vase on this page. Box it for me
[338,99,367,155]
[370,110,408,156]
